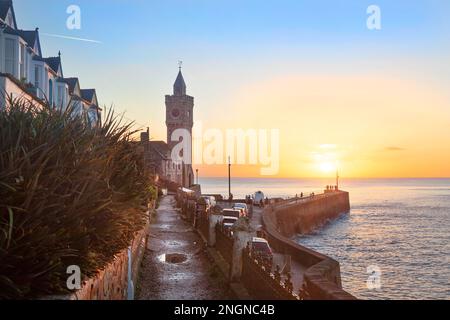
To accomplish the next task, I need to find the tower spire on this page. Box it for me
[173,63,186,96]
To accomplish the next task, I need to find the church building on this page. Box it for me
[141,67,194,188]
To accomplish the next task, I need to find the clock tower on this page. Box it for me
[165,66,194,186]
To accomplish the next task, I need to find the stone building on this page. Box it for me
[140,68,194,188]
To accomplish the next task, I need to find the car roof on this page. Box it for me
[223,209,240,212]
[252,237,269,243]
[234,203,247,206]
[223,216,238,220]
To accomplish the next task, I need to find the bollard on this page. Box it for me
[230,218,253,282]
[208,214,222,247]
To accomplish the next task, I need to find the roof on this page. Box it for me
[173,70,186,96]
[0,0,16,28]
[252,237,269,243]
[43,56,62,75]
[61,78,80,95]
[80,89,96,102]
[180,187,195,194]
[0,0,10,20]
[148,141,171,159]
[16,29,37,47]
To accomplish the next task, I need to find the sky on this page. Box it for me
[13,0,450,178]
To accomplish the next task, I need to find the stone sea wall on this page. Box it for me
[262,192,356,300]
[274,192,351,237]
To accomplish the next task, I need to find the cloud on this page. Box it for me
[385,147,405,152]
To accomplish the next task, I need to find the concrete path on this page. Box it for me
[137,195,229,300]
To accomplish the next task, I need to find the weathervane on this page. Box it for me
[178,60,183,71]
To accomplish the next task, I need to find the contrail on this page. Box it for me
[41,33,102,44]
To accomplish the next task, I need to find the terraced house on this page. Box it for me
[0,0,101,124]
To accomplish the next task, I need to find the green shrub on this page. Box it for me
[0,97,152,299]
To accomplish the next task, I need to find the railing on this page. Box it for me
[197,215,209,241]
[241,246,301,300]
[215,224,233,265]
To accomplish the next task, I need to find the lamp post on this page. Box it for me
[228,156,232,201]
[196,169,199,185]
[336,169,340,191]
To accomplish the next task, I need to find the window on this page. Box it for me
[48,79,53,106]
[5,39,16,76]
[57,85,64,108]
[19,43,26,80]
[34,65,42,90]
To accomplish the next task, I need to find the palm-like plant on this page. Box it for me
[0,97,152,299]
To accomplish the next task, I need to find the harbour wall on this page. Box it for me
[273,192,350,238]
[262,191,356,300]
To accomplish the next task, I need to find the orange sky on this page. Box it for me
[183,74,450,178]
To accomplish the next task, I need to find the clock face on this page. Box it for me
[171,108,181,119]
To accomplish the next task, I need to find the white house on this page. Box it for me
[0,0,101,125]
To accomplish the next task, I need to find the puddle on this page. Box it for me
[158,253,188,264]
[165,273,194,281]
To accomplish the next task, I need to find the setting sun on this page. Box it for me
[319,162,336,174]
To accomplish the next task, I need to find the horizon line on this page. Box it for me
[197,176,450,180]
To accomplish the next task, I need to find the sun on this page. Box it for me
[319,162,336,174]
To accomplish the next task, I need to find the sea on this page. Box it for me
[199,177,450,300]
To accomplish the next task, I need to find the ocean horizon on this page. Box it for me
[200,177,450,300]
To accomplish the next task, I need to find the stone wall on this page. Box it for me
[262,192,356,300]
[66,225,149,300]
[274,192,350,237]
[48,205,152,300]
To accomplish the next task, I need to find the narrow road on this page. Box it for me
[137,195,229,300]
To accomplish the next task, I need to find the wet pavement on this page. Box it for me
[136,195,229,300]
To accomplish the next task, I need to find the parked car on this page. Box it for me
[250,237,273,269]
[222,208,243,219]
[233,203,248,216]
[254,191,265,207]
[208,196,217,207]
[221,216,239,233]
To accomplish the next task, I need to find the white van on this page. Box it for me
[254,191,265,207]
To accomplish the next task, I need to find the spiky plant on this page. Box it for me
[0,96,152,299]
